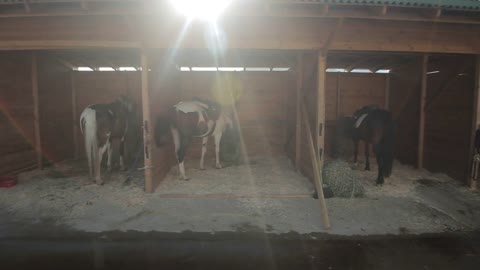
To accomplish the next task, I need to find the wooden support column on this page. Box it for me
[418,54,428,169]
[470,55,480,191]
[295,53,303,169]
[301,99,330,229]
[31,52,42,169]
[141,49,153,193]
[336,73,341,118]
[71,71,79,160]
[316,53,327,165]
[385,73,390,109]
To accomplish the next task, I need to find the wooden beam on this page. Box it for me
[322,18,343,56]
[418,54,428,169]
[50,55,76,70]
[336,73,342,117]
[301,98,330,230]
[469,55,480,191]
[23,0,31,13]
[0,40,141,50]
[381,5,388,16]
[31,52,42,169]
[295,53,303,169]
[141,48,153,193]
[71,71,79,160]
[316,52,327,165]
[385,73,390,110]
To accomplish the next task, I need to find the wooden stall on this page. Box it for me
[0,0,479,196]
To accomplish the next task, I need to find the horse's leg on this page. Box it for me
[106,138,113,173]
[353,139,359,166]
[177,134,191,180]
[95,143,108,185]
[374,143,384,185]
[119,139,126,171]
[200,136,208,170]
[171,128,186,180]
[364,141,370,171]
[214,130,223,169]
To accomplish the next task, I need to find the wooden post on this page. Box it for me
[141,49,154,193]
[469,55,480,191]
[418,54,428,169]
[301,99,330,229]
[295,53,303,169]
[71,71,79,160]
[316,53,327,165]
[31,52,42,169]
[336,73,341,118]
[385,73,390,110]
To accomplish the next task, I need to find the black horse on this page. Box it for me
[336,106,396,185]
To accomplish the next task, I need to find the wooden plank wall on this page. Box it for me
[0,51,37,175]
[178,72,293,160]
[388,58,422,166]
[38,56,72,164]
[424,55,475,182]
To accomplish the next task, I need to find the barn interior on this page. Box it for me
[1,3,480,268]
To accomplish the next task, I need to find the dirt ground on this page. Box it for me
[1,156,480,236]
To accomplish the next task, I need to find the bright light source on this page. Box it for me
[191,67,218,71]
[326,68,347,73]
[350,68,372,73]
[375,69,391,74]
[245,67,270,72]
[98,67,115,71]
[170,0,232,21]
[77,67,93,72]
[180,66,191,71]
[218,67,244,71]
[427,70,440,75]
[118,67,137,71]
[272,67,290,71]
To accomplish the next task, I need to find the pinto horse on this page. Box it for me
[154,98,233,180]
[337,106,395,185]
[80,96,135,184]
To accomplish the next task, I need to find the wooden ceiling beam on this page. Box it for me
[0,4,478,25]
[49,55,77,70]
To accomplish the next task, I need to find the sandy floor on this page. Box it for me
[1,156,479,236]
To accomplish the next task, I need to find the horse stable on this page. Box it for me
[1,1,480,268]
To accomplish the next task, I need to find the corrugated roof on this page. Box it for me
[273,0,480,11]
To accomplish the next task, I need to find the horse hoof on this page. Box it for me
[200,167,205,171]
[375,182,383,186]
[120,166,127,172]
[216,164,223,169]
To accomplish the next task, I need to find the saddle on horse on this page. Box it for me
[352,105,379,128]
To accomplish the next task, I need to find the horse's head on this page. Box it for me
[117,95,135,113]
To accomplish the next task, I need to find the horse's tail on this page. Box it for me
[80,108,98,177]
[154,115,171,147]
[381,118,395,178]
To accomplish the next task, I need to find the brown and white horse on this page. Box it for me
[80,96,135,184]
[154,98,233,180]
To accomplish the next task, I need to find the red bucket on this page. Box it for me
[0,175,17,188]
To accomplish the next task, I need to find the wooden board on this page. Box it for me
[0,17,479,53]
[0,51,36,175]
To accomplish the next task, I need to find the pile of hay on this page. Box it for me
[322,159,365,198]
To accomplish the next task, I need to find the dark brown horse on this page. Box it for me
[80,96,135,185]
[154,98,233,180]
[336,106,395,185]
